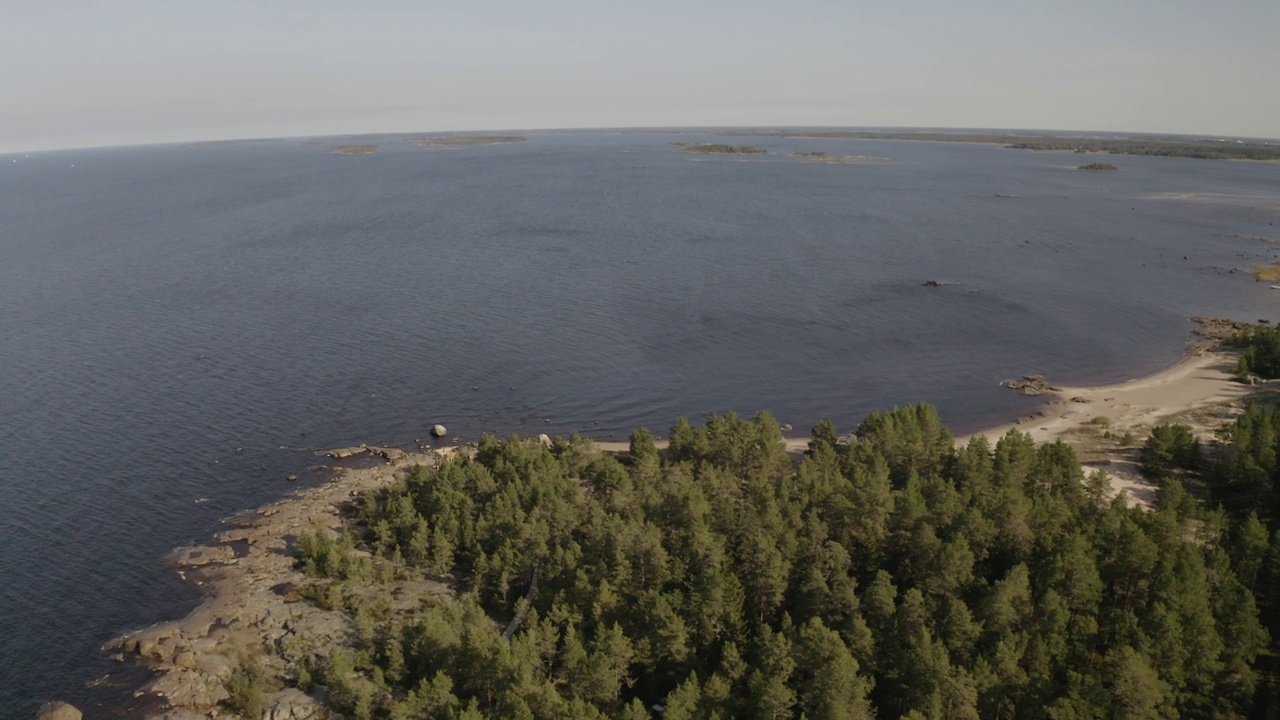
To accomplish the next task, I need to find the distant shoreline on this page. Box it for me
[755,131,1280,162]
[11,126,1276,159]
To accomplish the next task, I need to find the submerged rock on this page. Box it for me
[36,701,82,720]
[166,545,236,568]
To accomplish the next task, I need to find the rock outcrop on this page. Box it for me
[108,450,450,719]
[369,446,407,462]
[263,688,323,720]
[1001,374,1062,395]
[325,446,367,460]
[166,545,236,568]
[1193,316,1254,342]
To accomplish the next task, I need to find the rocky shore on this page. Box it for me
[103,450,457,719]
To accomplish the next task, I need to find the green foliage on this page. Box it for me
[1076,163,1118,171]
[224,661,282,718]
[290,405,1273,719]
[1208,403,1280,520]
[1139,424,1200,477]
[1230,324,1280,377]
[682,144,767,155]
[295,528,372,580]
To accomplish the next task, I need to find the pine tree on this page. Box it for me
[793,618,874,720]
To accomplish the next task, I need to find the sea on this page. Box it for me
[1,131,1278,716]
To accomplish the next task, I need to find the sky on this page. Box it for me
[2,0,1278,153]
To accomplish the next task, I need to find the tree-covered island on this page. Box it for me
[742,131,1280,161]
[681,144,767,155]
[200,401,1278,720]
[331,145,379,155]
[406,136,527,148]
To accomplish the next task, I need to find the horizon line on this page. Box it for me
[5,123,1279,157]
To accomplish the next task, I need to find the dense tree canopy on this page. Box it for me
[1231,325,1280,379]
[287,405,1277,719]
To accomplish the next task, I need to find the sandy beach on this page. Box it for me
[956,349,1248,446]
[599,344,1256,506]
[959,347,1254,505]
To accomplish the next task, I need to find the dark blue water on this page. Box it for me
[1,132,1278,716]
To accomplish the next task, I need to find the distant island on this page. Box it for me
[330,145,378,155]
[792,150,888,165]
[682,143,767,155]
[1077,162,1119,171]
[1251,261,1280,281]
[744,130,1280,161]
[406,135,527,148]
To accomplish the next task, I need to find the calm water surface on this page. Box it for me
[1,132,1278,715]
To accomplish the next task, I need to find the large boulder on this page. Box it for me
[369,446,407,462]
[145,667,230,709]
[36,702,81,720]
[264,688,323,720]
[431,424,448,438]
[326,446,367,460]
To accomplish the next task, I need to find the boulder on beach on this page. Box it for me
[36,701,82,720]
[431,424,448,438]
[538,433,553,448]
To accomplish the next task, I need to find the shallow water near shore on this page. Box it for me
[1,131,1279,715]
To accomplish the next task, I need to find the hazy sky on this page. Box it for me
[3,0,1278,152]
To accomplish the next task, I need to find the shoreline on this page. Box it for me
[959,345,1255,506]
[98,330,1261,718]
[104,451,449,718]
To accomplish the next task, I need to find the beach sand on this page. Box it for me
[958,348,1254,506]
[598,346,1256,506]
